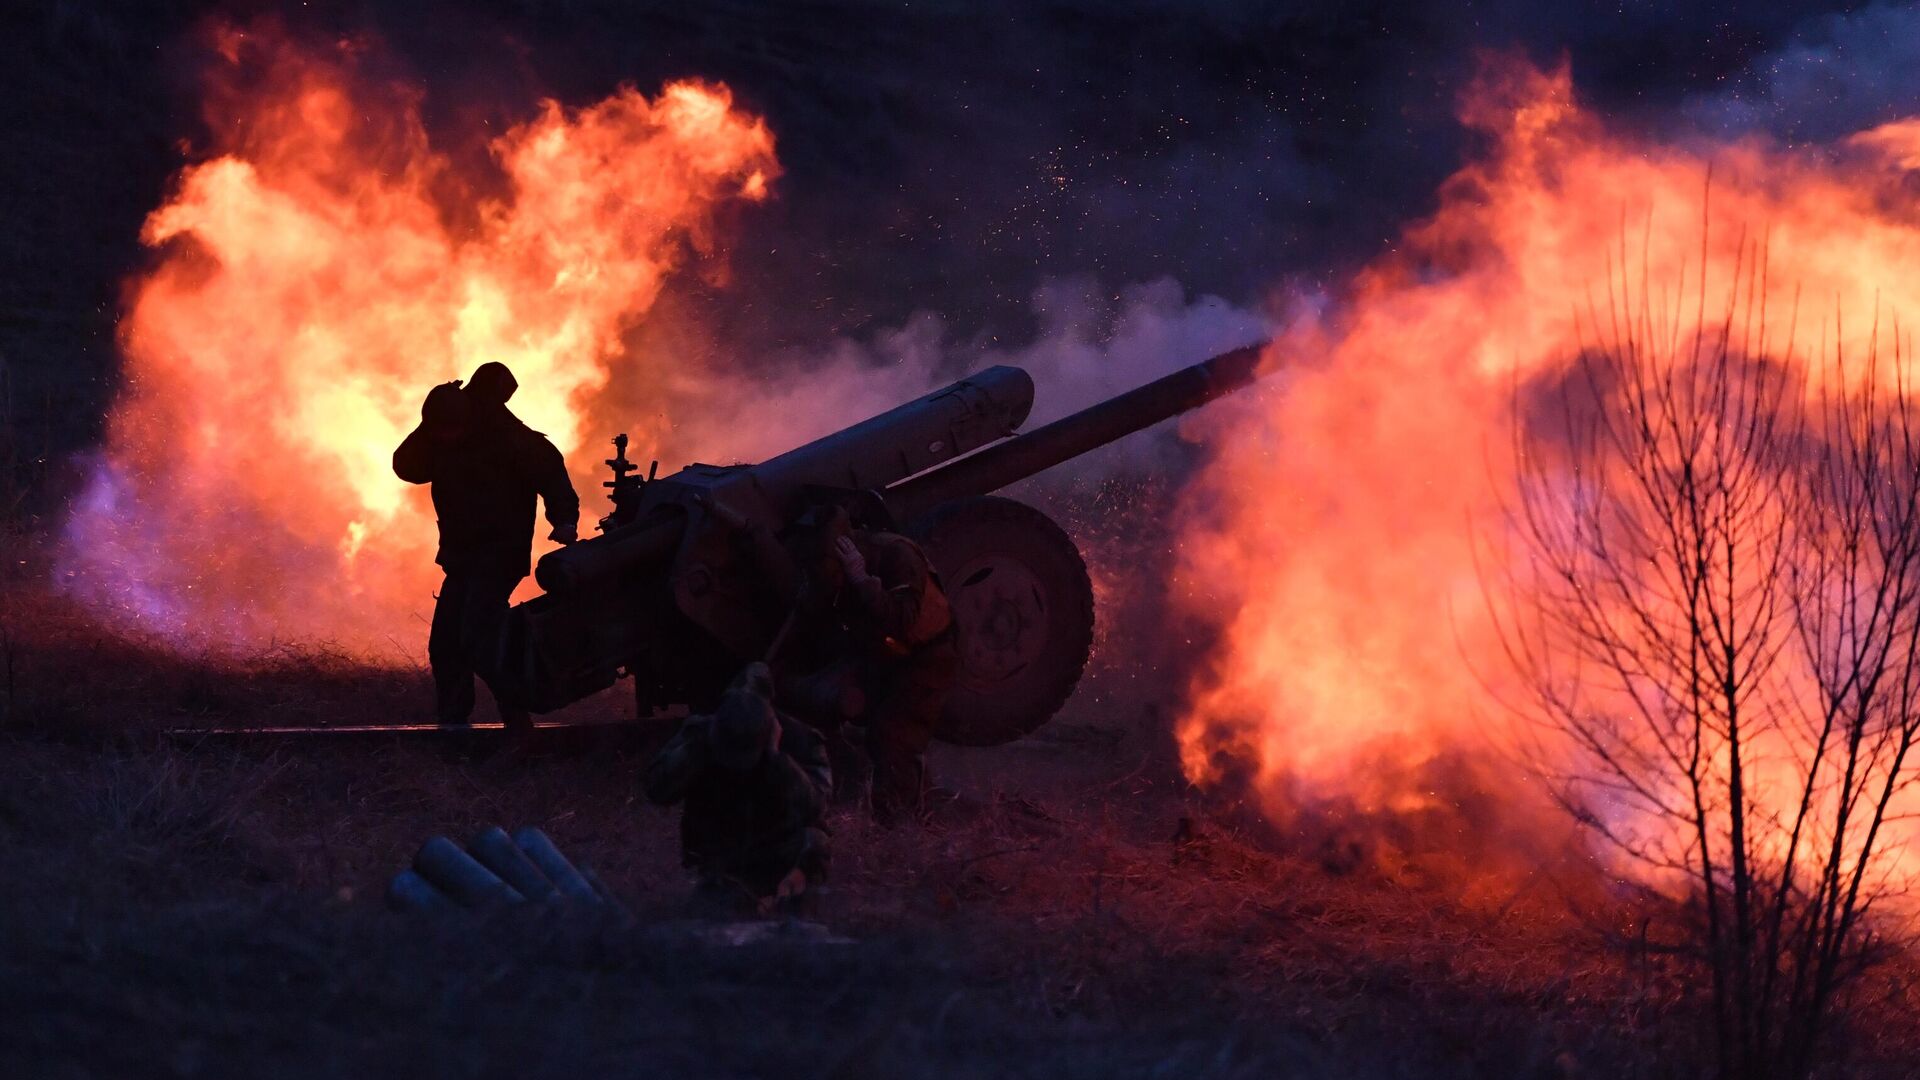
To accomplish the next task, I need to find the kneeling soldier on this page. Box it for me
[642,663,832,914]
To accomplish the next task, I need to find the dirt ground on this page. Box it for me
[3,586,1917,1080]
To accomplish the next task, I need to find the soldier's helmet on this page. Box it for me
[708,662,778,771]
[466,361,519,406]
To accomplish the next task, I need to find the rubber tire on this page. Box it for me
[907,495,1095,746]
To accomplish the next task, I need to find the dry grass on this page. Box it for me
[3,580,1918,1078]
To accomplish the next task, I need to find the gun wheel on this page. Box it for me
[908,495,1094,746]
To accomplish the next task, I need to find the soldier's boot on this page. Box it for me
[869,753,930,826]
[865,652,948,825]
[867,698,936,825]
[824,724,872,805]
[431,673,481,762]
[498,700,534,736]
[433,672,477,728]
[471,697,536,772]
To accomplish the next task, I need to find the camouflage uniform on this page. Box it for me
[836,531,958,824]
[393,365,579,728]
[643,673,834,903]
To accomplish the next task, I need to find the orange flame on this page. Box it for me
[1175,60,1920,882]
[60,25,776,654]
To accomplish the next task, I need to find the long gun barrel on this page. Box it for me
[500,340,1271,714]
[751,364,1036,506]
[535,364,1036,595]
[538,342,1267,595]
[881,341,1266,522]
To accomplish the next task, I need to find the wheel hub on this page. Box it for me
[947,554,1050,688]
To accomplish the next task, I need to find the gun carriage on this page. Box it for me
[500,343,1267,745]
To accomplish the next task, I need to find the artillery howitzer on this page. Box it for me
[496,342,1268,745]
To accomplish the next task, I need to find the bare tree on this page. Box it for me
[1496,229,1920,1079]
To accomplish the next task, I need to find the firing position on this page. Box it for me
[643,663,833,913]
[393,362,579,730]
[789,507,958,825]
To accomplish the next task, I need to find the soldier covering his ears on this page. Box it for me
[393,361,580,730]
[787,506,958,824]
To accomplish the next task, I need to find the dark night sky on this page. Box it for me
[1,1,1904,515]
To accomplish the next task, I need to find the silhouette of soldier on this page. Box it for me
[643,662,833,915]
[393,362,579,730]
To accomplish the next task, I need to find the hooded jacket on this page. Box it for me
[393,402,579,578]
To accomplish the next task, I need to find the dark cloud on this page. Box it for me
[1686,2,1920,140]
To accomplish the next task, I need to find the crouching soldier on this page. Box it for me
[642,663,832,915]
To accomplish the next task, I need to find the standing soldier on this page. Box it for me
[643,662,833,914]
[792,507,958,825]
[393,361,579,731]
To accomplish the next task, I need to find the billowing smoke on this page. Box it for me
[49,20,1271,660]
[55,23,780,653]
[1173,50,1920,890]
[682,277,1269,465]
